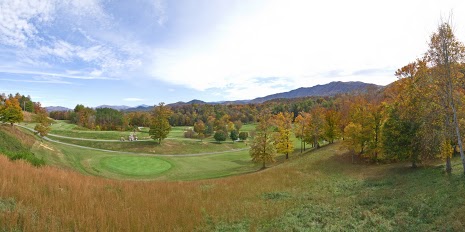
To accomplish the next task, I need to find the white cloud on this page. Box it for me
[148,0,465,100]
[0,0,55,47]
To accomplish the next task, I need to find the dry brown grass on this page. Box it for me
[0,124,36,148]
[0,150,310,231]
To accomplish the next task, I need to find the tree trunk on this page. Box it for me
[300,139,303,153]
[262,161,266,169]
[411,160,417,168]
[452,105,465,174]
[286,152,288,160]
[446,156,452,174]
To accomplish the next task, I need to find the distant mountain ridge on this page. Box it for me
[95,105,131,110]
[249,81,381,103]
[44,106,71,112]
[45,81,382,112]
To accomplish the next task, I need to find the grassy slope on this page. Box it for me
[2,142,465,231]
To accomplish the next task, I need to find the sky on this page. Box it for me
[1,0,465,108]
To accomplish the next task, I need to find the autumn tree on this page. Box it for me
[308,107,325,148]
[386,59,441,168]
[239,131,249,141]
[0,97,23,126]
[234,120,243,131]
[34,123,51,138]
[323,109,340,144]
[71,104,96,129]
[427,21,465,173]
[149,103,172,144]
[194,120,206,141]
[250,112,276,169]
[273,112,294,159]
[344,122,363,163]
[294,112,310,152]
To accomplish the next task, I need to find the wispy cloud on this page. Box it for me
[0,69,113,80]
[0,78,74,85]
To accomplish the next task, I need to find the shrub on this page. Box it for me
[214,131,227,143]
[239,132,249,141]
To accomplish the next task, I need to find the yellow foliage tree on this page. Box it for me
[0,97,24,126]
[273,112,294,159]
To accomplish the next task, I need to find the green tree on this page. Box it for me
[149,102,172,144]
[250,112,276,169]
[230,130,238,142]
[239,131,249,141]
[214,130,227,143]
[382,106,420,167]
[0,97,23,126]
[95,108,123,130]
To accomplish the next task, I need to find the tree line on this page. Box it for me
[249,21,465,174]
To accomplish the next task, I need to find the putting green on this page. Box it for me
[100,156,172,176]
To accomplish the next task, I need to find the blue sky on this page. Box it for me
[1,0,465,108]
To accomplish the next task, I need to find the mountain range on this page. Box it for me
[45,81,381,112]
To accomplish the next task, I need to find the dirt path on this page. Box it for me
[17,124,249,157]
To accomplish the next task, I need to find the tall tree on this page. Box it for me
[427,21,465,173]
[294,112,310,152]
[149,103,172,144]
[323,109,340,144]
[308,107,325,148]
[250,112,276,169]
[0,97,23,126]
[273,112,294,159]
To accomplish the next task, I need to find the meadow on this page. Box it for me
[3,121,465,231]
[1,134,465,230]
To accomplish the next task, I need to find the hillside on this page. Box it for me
[249,81,381,103]
[1,131,464,231]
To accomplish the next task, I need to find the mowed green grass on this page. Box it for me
[19,120,291,180]
[100,156,172,176]
[50,136,248,155]
[29,134,263,180]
